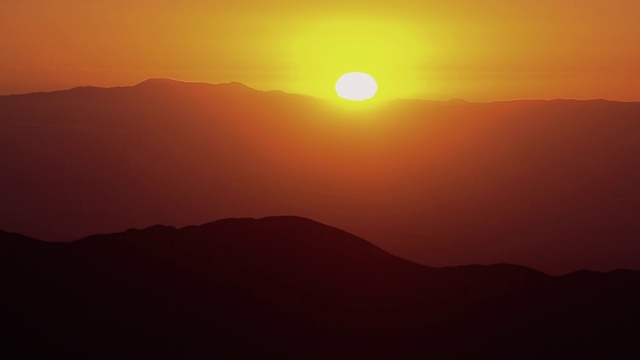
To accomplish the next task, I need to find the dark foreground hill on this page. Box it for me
[2,216,639,359]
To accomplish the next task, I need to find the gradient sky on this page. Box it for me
[2,0,639,101]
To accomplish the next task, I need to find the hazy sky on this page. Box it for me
[2,0,639,101]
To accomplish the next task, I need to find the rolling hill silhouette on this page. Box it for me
[2,216,639,359]
[1,79,639,273]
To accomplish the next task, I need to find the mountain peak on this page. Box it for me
[134,78,255,91]
[135,78,184,87]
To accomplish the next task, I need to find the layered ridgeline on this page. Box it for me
[1,79,639,273]
[2,216,639,359]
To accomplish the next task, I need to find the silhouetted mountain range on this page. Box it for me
[2,216,639,359]
[1,79,639,273]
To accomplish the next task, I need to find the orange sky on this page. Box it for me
[2,0,639,101]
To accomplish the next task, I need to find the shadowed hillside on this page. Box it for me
[2,217,639,359]
[1,79,639,273]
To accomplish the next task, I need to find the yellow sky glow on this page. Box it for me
[1,0,639,101]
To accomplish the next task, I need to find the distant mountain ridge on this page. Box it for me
[1,79,639,274]
[2,216,639,359]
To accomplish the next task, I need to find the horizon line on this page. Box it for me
[1,77,638,104]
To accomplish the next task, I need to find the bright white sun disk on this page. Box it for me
[335,72,378,101]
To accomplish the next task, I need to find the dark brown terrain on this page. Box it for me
[2,217,639,359]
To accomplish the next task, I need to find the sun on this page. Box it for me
[335,72,378,101]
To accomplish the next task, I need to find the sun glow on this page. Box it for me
[285,18,427,101]
[335,72,378,101]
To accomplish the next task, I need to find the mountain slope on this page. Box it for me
[1,79,640,273]
[2,217,639,359]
